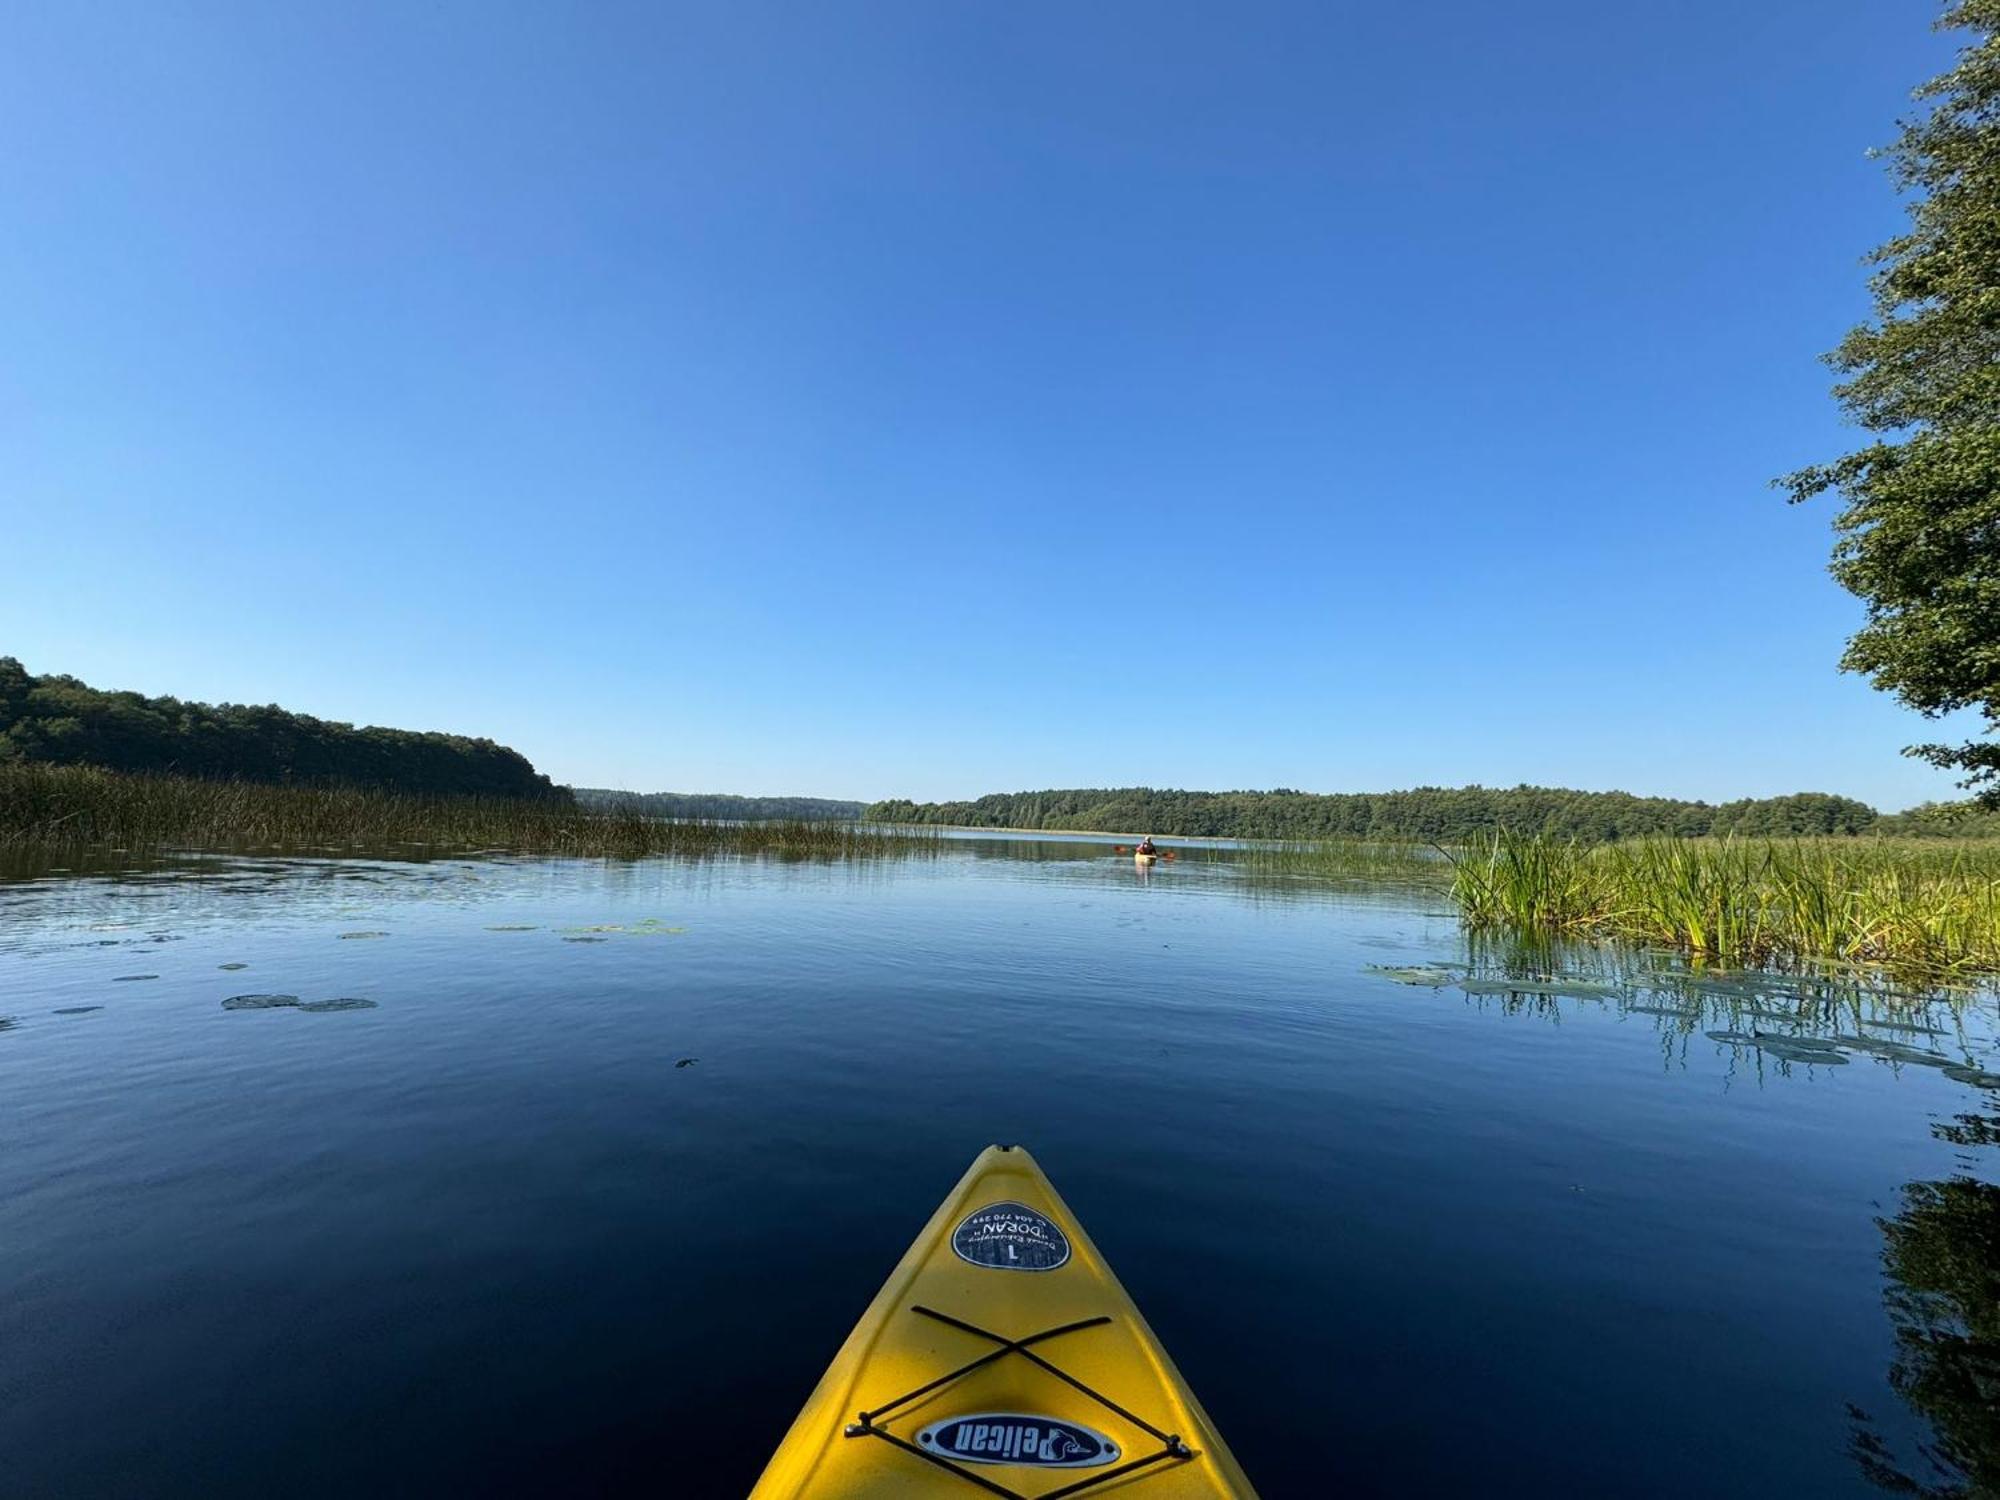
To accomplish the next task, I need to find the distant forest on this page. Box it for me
[0,657,563,800]
[866,786,2000,841]
[13,654,1994,839]
[573,788,865,821]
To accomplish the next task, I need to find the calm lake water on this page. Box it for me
[3,839,1996,1498]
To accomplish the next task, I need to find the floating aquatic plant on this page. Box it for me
[221,992,374,1013]
[557,920,688,938]
[1940,1064,2000,1089]
[1367,964,1461,987]
[220,993,301,1010]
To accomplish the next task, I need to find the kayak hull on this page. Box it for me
[751,1144,1257,1497]
[1134,852,1158,866]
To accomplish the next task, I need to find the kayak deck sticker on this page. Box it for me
[915,1413,1119,1467]
[951,1201,1071,1270]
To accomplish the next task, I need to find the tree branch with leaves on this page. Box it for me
[1782,0,2000,804]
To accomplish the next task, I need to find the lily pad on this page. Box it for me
[1540,980,1627,999]
[1668,974,1808,1001]
[51,1006,103,1016]
[338,931,389,940]
[485,925,538,932]
[1461,978,1619,998]
[218,962,249,971]
[556,921,689,937]
[1368,965,1460,987]
[1941,1064,2000,1090]
[1834,1035,1951,1067]
[112,974,159,982]
[221,993,301,1011]
[1857,1017,1947,1037]
[297,997,378,1013]
[1758,1039,1850,1066]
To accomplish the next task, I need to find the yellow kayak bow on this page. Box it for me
[751,1144,1258,1498]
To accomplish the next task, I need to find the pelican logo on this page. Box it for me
[915,1413,1119,1468]
[951,1202,1070,1271]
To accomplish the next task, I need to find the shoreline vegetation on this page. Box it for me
[0,657,563,799]
[0,764,935,861]
[867,786,2000,842]
[1445,832,2000,980]
[572,788,865,821]
[3,765,1996,981]
[4,651,1996,978]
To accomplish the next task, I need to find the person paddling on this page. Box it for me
[1136,835,1157,856]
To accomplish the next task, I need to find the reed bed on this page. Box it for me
[1448,831,2000,978]
[0,764,939,860]
[1237,838,1449,885]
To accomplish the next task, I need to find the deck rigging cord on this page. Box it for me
[842,1305,1196,1498]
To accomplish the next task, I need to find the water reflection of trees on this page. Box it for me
[1850,1107,2000,1498]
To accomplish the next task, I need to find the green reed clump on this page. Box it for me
[1447,830,1602,928]
[1449,830,2000,978]
[0,763,938,860]
[1238,839,1448,885]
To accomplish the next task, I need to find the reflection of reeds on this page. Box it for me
[0,764,938,860]
[1449,830,2000,977]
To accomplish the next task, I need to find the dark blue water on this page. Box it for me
[2,842,1996,1497]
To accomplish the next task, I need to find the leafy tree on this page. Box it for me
[1874,800,2000,837]
[1781,1,2000,804]
[0,657,563,799]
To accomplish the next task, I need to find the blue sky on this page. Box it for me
[0,1,1977,807]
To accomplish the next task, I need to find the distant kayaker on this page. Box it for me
[1136,835,1157,856]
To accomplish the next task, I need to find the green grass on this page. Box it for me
[1448,831,2000,978]
[1236,838,1449,885]
[0,763,939,860]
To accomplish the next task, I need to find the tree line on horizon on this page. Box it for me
[11,655,1996,839]
[0,657,564,800]
[865,785,2000,841]
[572,788,865,821]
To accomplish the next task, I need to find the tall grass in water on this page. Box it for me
[0,764,938,860]
[1450,831,2000,978]
[1237,839,1448,885]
